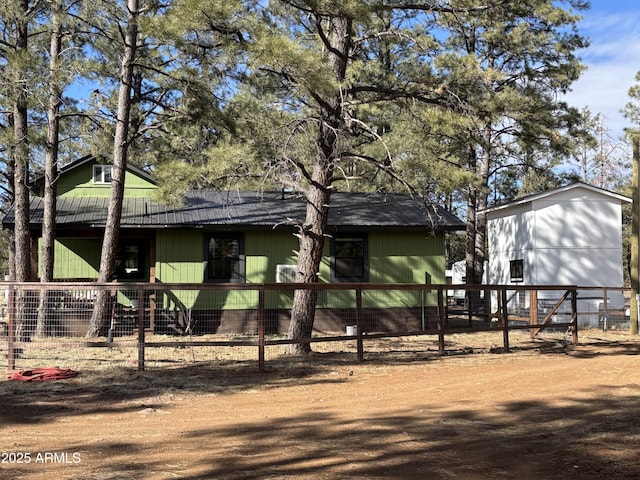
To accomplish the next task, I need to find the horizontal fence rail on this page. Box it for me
[0,281,630,373]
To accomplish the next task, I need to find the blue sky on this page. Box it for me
[66,2,636,141]
[563,0,640,139]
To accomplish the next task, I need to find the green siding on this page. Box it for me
[156,230,204,283]
[156,230,205,308]
[52,238,101,279]
[246,231,298,282]
[316,231,445,308]
[155,230,300,310]
[246,232,298,309]
[153,229,445,310]
[57,161,156,197]
[366,231,444,307]
[49,228,445,312]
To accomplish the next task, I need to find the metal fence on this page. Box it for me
[0,281,630,373]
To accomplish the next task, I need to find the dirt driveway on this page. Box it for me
[2,330,640,480]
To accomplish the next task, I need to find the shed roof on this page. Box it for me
[5,190,465,232]
[483,182,631,216]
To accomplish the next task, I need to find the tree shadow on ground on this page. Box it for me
[19,384,640,480]
[1,332,639,431]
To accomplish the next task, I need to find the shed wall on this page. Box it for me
[487,187,625,289]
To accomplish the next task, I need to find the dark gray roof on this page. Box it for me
[5,191,465,232]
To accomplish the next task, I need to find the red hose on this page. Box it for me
[7,367,80,382]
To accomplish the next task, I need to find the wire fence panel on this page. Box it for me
[0,281,629,373]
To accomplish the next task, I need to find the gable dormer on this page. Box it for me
[32,155,157,198]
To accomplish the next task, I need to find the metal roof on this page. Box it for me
[4,190,465,232]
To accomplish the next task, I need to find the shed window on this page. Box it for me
[206,234,244,282]
[510,259,524,283]
[331,234,368,282]
[93,165,112,184]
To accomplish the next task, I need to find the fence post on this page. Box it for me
[529,289,538,330]
[437,286,445,355]
[258,287,265,373]
[571,288,579,345]
[137,286,145,371]
[602,287,608,332]
[7,285,15,372]
[356,288,364,362]
[501,287,510,352]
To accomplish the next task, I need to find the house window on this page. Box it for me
[510,259,524,283]
[115,240,148,281]
[206,234,244,282]
[331,234,368,282]
[93,165,112,184]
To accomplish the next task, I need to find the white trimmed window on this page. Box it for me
[93,165,112,184]
[510,259,524,283]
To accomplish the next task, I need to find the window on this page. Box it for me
[115,240,149,281]
[331,234,368,282]
[93,165,112,184]
[206,234,244,282]
[510,259,524,283]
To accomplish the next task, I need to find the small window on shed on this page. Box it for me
[93,165,112,184]
[510,259,524,283]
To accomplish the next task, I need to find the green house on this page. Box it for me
[4,156,465,334]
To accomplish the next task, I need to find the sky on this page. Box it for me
[563,0,640,140]
[66,2,637,141]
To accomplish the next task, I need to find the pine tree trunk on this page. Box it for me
[13,0,32,342]
[285,15,351,355]
[630,135,639,335]
[36,6,63,338]
[465,127,490,316]
[286,182,332,355]
[87,0,140,337]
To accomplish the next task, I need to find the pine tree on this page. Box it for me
[430,0,588,290]
[0,0,48,341]
[622,72,640,335]
[86,0,143,337]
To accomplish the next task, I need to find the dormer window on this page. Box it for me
[93,165,112,184]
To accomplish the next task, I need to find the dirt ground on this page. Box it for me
[2,329,640,480]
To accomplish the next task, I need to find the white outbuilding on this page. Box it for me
[485,182,631,327]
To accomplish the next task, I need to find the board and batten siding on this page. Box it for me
[365,231,444,308]
[154,229,445,311]
[51,238,101,279]
[155,230,300,310]
[57,162,156,198]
